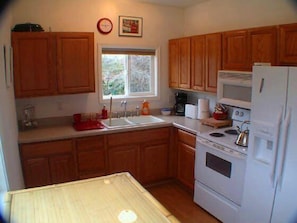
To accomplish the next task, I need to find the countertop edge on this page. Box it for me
[18,116,214,144]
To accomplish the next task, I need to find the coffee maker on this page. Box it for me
[174,92,187,116]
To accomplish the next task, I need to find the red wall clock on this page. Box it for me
[97,18,113,34]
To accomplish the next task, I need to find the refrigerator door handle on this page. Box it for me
[270,107,283,188]
[259,78,264,93]
[276,107,291,190]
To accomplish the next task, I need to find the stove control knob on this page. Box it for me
[239,112,244,117]
[235,111,239,116]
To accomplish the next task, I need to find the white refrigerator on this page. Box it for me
[240,66,297,223]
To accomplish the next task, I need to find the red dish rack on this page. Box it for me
[73,113,105,131]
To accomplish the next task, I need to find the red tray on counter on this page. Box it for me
[73,120,105,131]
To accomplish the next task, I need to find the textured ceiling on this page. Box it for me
[132,0,208,8]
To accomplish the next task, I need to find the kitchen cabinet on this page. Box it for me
[249,26,277,67]
[191,33,221,93]
[176,129,196,192]
[140,140,169,184]
[223,30,249,70]
[223,26,277,71]
[107,127,171,184]
[75,136,106,179]
[278,23,297,65]
[12,32,95,98]
[169,37,191,89]
[20,139,76,188]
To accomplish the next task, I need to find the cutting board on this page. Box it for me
[201,117,232,128]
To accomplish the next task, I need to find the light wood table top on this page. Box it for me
[5,172,179,223]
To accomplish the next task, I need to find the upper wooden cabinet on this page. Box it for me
[278,23,297,65]
[223,26,277,71]
[12,32,95,98]
[248,26,277,67]
[169,37,191,89]
[12,32,57,97]
[191,33,221,93]
[223,30,249,70]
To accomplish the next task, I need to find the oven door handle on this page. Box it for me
[196,138,246,160]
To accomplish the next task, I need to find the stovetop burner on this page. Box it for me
[209,132,225,137]
[224,129,238,135]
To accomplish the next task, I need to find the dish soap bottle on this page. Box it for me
[101,105,108,119]
[141,100,150,115]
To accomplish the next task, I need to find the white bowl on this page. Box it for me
[161,108,171,116]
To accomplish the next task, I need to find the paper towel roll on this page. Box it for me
[198,99,210,119]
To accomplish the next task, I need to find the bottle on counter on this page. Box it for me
[141,100,150,115]
[101,105,108,119]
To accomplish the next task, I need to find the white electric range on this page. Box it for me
[194,107,250,223]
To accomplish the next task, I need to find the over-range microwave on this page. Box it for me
[217,70,252,109]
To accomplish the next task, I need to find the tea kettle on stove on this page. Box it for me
[235,121,250,147]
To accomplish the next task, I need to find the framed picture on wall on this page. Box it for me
[119,16,143,37]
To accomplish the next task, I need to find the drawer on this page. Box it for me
[177,129,196,147]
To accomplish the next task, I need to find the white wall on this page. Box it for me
[0,5,24,193]
[184,0,297,35]
[12,0,184,119]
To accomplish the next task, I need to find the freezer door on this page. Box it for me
[239,66,288,223]
[271,67,297,223]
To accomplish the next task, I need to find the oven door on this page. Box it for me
[195,136,247,205]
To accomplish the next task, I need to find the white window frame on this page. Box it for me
[98,45,160,103]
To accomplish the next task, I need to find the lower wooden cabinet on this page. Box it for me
[140,142,169,184]
[19,127,173,188]
[108,145,139,179]
[20,139,76,188]
[107,127,171,184]
[75,136,106,179]
[176,129,196,191]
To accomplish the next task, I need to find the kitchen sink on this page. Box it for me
[101,118,133,128]
[101,115,165,128]
[126,115,165,124]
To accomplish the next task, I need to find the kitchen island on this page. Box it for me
[4,172,179,223]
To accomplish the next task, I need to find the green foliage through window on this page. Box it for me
[101,48,156,98]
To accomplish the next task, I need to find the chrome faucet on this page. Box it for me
[120,100,127,117]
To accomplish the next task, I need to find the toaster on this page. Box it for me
[185,104,198,119]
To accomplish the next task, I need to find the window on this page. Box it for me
[101,47,158,100]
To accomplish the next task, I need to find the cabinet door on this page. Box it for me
[177,143,195,191]
[249,26,277,67]
[278,23,297,65]
[205,33,222,92]
[12,32,57,98]
[179,37,191,89]
[223,30,249,71]
[56,32,95,94]
[108,145,139,179]
[76,136,106,179]
[140,142,169,184]
[168,39,179,88]
[50,154,76,184]
[20,139,75,188]
[177,129,196,191]
[191,35,205,91]
[22,157,51,188]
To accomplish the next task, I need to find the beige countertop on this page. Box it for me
[18,115,214,144]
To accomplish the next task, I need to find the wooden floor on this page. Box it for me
[146,181,221,223]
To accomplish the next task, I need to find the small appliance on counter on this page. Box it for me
[185,104,198,119]
[174,92,187,116]
[197,98,210,119]
[21,105,38,130]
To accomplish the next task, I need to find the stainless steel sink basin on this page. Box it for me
[126,115,165,124]
[101,115,165,128]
